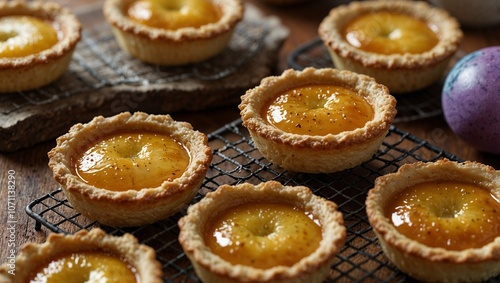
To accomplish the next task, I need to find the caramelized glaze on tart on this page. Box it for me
[74,131,189,191]
[127,0,222,30]
[386,180,500,251]
[0,15,59,58]
[263,84,374,136]
[239,67,396,173]
[343,11,439,55]
[204,201,322,269]
[48,112,212,227]
[30,251,139,283]
[0,229,163,283]
[366,159,500,283]
[319,0,463,93]
[178,181,346,283]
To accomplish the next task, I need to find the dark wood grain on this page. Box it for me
[1,0,499,268]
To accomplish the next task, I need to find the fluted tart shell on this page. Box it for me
[178,181,346,283]
[319,0,463,93]
[0,0,81,93]
[239,67,397,173]
[0,228,163,283]
[366,159,500,283]
[103,0,244,66]
[48,112,212,227]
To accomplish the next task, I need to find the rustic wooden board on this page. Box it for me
[0,4,288,152]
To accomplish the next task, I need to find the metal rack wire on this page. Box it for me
[0,19,266,116]
[26,119,497,283]
[287,37,455,123]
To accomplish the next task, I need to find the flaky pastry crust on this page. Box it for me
[0,0,81,93]
[48,112,212,227]
[366,159,500,283]
[0,228,163,283]
[318,0,463,93]
[239,67,397,173]
[103,0,244,66]
[178,181,346,283]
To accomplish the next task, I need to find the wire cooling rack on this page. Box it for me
[28,119,493,283]
[0,18,266,116]
[287,37,460,123]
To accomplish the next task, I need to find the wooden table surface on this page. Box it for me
[1,0,499,267]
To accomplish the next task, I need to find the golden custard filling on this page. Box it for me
[204,202,322,269]
[29,251,138,283]
[127,0,222,30]
[386,180,500,251]
[343,12,439,55]
[263,84,374,136]
[74,131,190,191]
[0,15,59,58]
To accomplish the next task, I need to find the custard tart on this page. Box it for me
[103,0,244,66]
[319,0,463,93]
[0,0,81,93]
[178,181,346,283]
[366,159,500,282]
[239,67,397,173]
[48,112,212,227]
[0,228,163,283]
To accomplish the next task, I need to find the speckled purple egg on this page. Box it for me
[442,46,500,154]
